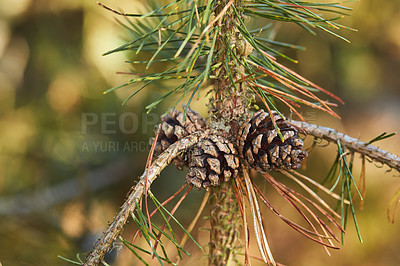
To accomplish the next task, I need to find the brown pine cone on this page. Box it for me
[153,107,206,169]
[238,110,307,171]
[186,135,239,190]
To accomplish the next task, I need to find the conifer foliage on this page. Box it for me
[77,1,400,265]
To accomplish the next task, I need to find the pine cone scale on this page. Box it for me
[186,135,239,190]
[153,107,207,170]
[207,158,222,174]
[238,110,308,171]
[224,154,239,170]
[191,155,206,167]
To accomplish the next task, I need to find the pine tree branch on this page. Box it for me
[83,131,207,266]
[289,120,400,172]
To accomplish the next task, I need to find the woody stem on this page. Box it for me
[290,120,400,171]
[208,0,248,265]
[83,132,207,265]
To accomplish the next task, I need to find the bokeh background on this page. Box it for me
[1,0,400,265]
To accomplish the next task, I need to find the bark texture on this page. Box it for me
[207,1,250,264]
[84,132,207,265]
[209,181,241,265]
[290,120,400,171]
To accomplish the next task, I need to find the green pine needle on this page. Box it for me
[367,132,397,145]
[148,191,202,249]
[149,192,186,258]
[133,203,165,265]
[102,0,353,112]
[57,255,82,265]
[120,239,151,266]
[327,140,364,244]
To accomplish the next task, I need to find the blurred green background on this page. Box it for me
[0,0,400,265]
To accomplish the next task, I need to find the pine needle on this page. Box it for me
[148,191,202,249]
[286,170,350,205]
[281,170,343,219]
[243,169,276,265]
[263,173,340,249]
[151,186,192,257]
[177,190,209,263]
[359,156,366,209]
[131,183,188,245]
[144,125,161,235]
[367,132,397,144]
[234,179,250,266]
[57,256,82,265]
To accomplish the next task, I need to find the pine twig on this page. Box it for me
[84,132,207,265]
[289,120,400,172]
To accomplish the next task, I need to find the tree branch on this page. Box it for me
[84,132,207,265]
[290,120,400,172]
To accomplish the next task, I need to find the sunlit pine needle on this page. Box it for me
[243,169,276,265]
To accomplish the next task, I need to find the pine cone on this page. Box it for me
[238,110,307,171]
[186,135,239,190]
[153,107,206,169]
